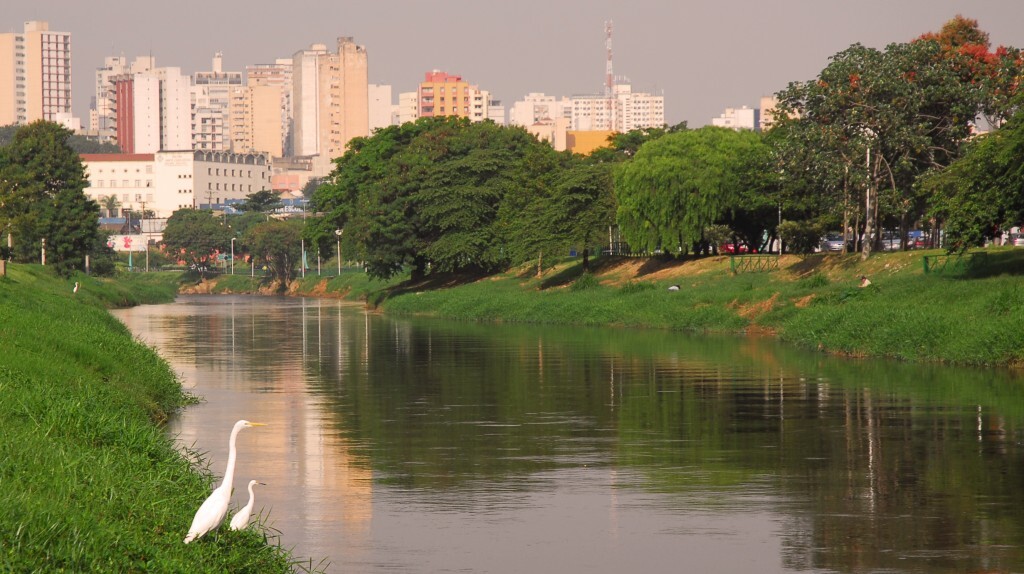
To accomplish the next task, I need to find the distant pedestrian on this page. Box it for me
[859,275,871,288]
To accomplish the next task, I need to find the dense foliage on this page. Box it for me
[0,121,111,276]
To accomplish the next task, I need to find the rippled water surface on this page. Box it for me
[113,295,1024,573]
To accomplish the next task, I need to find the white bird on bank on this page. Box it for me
[229,480,265,531]
[73,281,79,293]
[184,420,265,543]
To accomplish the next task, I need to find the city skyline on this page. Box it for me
[4,0,1024,128]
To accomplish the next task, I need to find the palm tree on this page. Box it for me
[100,195,121,218]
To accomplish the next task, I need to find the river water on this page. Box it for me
[112,294,1024,573]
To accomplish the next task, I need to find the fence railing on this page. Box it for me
[922,251,987,274]
[730,254,780,274]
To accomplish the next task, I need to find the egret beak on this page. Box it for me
[246,422,266,427]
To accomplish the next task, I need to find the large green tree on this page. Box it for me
[313,117,560,281]
[0,121,107,275]
[615,127,769,255]
[775,17,1020,256]
[245,219,303,284]
[160,209,232,274]
[920,98,1024,250]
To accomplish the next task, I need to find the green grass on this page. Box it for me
[376,249,1024,368]
[0,264,308,572]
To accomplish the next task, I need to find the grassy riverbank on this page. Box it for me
[0,265,301,572]
[372,248,1024,368]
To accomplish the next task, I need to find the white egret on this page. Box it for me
[73,281,79,293]
[229,480,265,531]
[184,420,265,543]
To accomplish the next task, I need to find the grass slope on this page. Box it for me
[376,249,1024,368]
[0,265,304,572]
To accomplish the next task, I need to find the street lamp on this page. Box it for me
[230,237,236,275]
[335,229,343,276]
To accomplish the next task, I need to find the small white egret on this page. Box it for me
[183,420,265,543]
[229,480,265,531]
[73,281,79,293]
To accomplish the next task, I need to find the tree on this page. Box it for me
[0,121,106,275]
[615,127,768,255]
[100,195,121,218]
[921,98,1024,250]
[161,209,232,274]
[314,117,560,281]
[245,219,303,284]
[238,189,282,213]
[775,33,1000,257]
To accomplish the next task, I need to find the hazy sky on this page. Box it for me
[6,0,1024,127]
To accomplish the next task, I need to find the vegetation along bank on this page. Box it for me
[0,265,304,572]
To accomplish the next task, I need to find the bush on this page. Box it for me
[778,220,825,254]
[570,272,600,291]
[619,280,656,295]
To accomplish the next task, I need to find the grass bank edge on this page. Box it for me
[0,264,313,572]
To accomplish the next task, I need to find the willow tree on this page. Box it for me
[614,127,766,255]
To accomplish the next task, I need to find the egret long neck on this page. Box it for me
[222,425,242,489]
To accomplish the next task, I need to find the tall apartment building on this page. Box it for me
[0,21,72,126]
[192,53,242,151]
[291,38,368,176]
[113,63,191,153]
[91,56,155,141]
[229,84,284,157]
[246,59,293,155]
[416,71,497,122]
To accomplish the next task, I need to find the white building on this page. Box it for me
[569,84,664,132]
[368,83,395,132]
[711,105,759,131]
[509,93,572,128]
[109,60,191,153]
[397,91,418,125]
[0,21,72,126]
[82,151,272,218]
[192,53,243,151]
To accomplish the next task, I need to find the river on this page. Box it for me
[112,294,1024,573]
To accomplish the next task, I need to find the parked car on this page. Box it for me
[820,233,847,252]
[907,230,931,249]
[720,242,753,254]
[1010,233,1024,247]
[880,231,902,251]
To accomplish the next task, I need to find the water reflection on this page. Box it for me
[113,295,1024,573]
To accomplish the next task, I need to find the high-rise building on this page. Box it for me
[92,56,154,142]
[246,59,293,155]
[192,53,243,151]
[113,62,191,153]
[229,84,284,157]
[368,83,394,132]
[416,70,502,123]
[0,21,72,126]
[291,37,368,176]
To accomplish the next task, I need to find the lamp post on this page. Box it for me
[230,237,236,275]
[335,229,343,276]
[301,239,305,279]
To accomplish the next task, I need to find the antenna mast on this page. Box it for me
[604,20,614,97]
[605,20,616,130]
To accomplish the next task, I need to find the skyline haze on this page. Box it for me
[5,0,1024,129]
